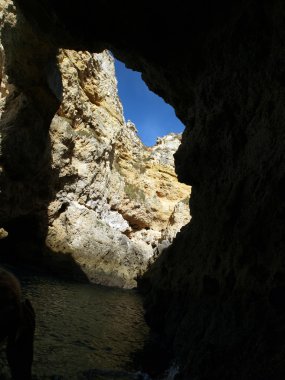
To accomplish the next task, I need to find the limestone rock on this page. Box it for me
[0,1,191,289]
[149,133,182,166]
[46,201,153,288]
[46,50,191,288]
[112,123,190,235]
[0,0,60,223]
[156,200,190,255]
[0,227,8,239]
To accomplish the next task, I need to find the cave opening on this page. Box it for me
[0,0,192,291]
[0,44,192,289]
[0,1,194,376]
[1,0,285,379]
[42,48,192,290]
[0,41,190,379]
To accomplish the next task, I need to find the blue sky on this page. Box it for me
[114,59,185,147]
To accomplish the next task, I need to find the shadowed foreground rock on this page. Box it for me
[2,0,285,378]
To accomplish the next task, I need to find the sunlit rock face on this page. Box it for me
[47,49,190,287]
[114,125,190,243]
[0,4,190,289]
[4,0,285,378]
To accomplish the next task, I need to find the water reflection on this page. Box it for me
[0,272,150,379]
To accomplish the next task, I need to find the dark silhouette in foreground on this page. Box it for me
[0,268,35,380]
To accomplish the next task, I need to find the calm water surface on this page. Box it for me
[0,270,151,379]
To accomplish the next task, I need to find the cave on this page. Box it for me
[1,1,285,379]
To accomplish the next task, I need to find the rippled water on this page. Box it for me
[0,270,151,379]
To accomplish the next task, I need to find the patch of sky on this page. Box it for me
[114,58,184,147]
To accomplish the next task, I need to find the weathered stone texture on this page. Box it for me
[4,0,285,378]
[0,0,60,224]
[0,2,190,289]
[46,49,190,288]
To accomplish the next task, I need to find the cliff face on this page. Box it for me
[3,0,285,378]
[47,50,190,288]
[0,6,190,289]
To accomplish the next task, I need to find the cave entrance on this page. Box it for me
[45,49,191,289]
[0,43,191,289]
[0,46,190,378]
[0,6,191,376]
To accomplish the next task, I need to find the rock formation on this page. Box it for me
[46,50,190,288]
[0,3,190,288]
[2,0,285,379]
[0,228,8,239]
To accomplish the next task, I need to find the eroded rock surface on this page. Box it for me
[0,0,60,224]
[47,50,190,287]
[0,3,190,289]
[3,0,285,378]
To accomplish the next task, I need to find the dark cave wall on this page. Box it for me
[0,3,61,256]
[8,0,285,378]
[140,3,285,378]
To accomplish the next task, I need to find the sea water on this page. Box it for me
[0,270,151,380]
